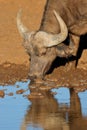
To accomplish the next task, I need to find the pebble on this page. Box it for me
[0,90,5,98]
[16,89,25,94]
[28,92,44,99]
[8,92,14,96]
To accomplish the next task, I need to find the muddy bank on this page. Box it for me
[0,62,29,85]
[46,66,87,91]
[0,59,87,89]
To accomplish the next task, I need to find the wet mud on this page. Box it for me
[46,65,87,91]
[0,62,29,85]
[0,62,87,92]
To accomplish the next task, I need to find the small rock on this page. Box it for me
[16,89,25,94]
[8,92,14,96]
[51,91,57,95]
[0,90,5,98]
[3,63,11,68]
[16,85,20,88]
[27,92,44,99]
[39,85,51,90]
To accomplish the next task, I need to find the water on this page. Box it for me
[0,81,87,130]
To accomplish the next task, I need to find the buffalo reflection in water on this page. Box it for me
[21,88,87,130]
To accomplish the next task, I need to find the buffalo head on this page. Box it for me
[17,10,68,79]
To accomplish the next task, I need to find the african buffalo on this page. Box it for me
[17,0,87,79]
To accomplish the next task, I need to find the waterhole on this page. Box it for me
[0,81,87,130]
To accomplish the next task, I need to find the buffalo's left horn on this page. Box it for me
[43,10,68,47]
[17,9,33,39]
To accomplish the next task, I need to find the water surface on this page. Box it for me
[0,81,87,130]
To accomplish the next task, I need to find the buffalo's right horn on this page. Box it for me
[42,10,68,47]
[17,9,34,40]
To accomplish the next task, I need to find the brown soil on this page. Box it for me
[0,0,87,90]
[0,90,5,98]
[46,66,87,92]
[0,62,29,84]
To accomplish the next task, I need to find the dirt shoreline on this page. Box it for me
[0,62,87,90]
[0,62,29,85]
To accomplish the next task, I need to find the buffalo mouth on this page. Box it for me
[28,61,52,81]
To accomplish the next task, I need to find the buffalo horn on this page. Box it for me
[43,10,68,47]
[17,9,33,39]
